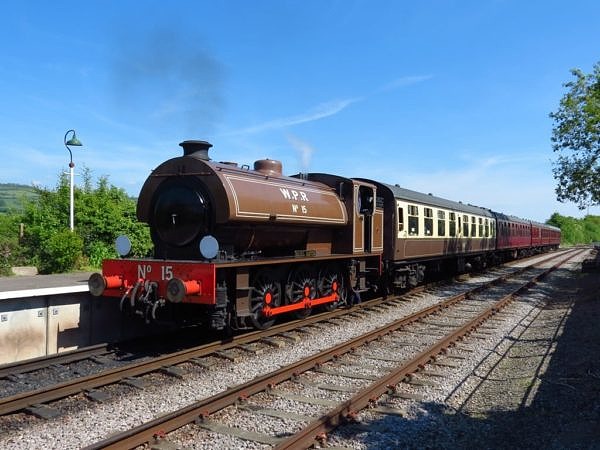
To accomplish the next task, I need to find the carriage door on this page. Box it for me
[354,183,375,253]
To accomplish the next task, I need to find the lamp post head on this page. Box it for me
[64,129,83,165]
[64,129,82,147]
[66,134,82,146]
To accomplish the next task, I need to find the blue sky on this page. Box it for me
[1,0,599,222]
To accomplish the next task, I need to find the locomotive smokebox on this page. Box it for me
[180,140,212,160]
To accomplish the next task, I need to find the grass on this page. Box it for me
[0,183,38,213]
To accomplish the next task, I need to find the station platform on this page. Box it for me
[0,270,151,365]
[0,272,93,300]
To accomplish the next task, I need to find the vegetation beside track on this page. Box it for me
[547,212,600,246]
[0,172,152,275]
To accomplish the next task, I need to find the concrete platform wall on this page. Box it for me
[0,292,149,365]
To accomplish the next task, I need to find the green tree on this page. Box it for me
[550,63,600,209]
[17,170,152,274]
[76,171,152,264]
[38,230,84,273]
[0,213,26,275]
[547,212,600,245]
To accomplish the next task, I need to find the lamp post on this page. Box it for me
[64,130,83,231]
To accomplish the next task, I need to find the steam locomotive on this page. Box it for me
[88,140,561,330]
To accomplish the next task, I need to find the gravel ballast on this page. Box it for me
[326,251,600,449]
[2,251,598,449]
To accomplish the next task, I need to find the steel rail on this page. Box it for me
[83,247,584,450]
[0,248,569,416]
[0,344,111,379]
[0,282,431,416]
[0,248,562,383]
[275,247,584,449]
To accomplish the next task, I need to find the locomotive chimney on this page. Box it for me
[179,140,213,160]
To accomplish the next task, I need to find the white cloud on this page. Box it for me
[226,97,361,135]
[378,75,433,92]
[222,74,431,137]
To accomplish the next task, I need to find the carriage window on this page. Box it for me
[462,215,469,236]
[471,216,476,237]
[424,207,433,236]
[398,207,404,232]
[478,218,483,237]
[408,205,419,236]
[449,212,456,237]
[438,210,446,236]
[491,221,496,237]
[484,219,489,237]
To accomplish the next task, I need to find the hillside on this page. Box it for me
[0,183,38,213]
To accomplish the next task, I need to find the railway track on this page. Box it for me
[0,250,571,420]
[0,283,436,418]
[0,250,567,381]
[0,343,112,380]
[80,248,583,449]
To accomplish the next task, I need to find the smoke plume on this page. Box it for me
[110,27,226,136]
[286,134,315,171]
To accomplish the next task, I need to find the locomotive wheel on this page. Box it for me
[250,270,282,330]
[286,265,316,319]
[318,265,347,311]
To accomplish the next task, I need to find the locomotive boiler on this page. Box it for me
[140,140,349,260]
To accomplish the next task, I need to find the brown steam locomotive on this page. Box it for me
[88,140,561,330]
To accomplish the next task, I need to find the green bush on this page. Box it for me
[88,241,116,268]
[0,214,26,276]
[0,242,13,276]
[38,230,84,274]
[547,213,600,245]
[5,169,152,274]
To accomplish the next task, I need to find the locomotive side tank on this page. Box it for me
[137,141,348,260]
